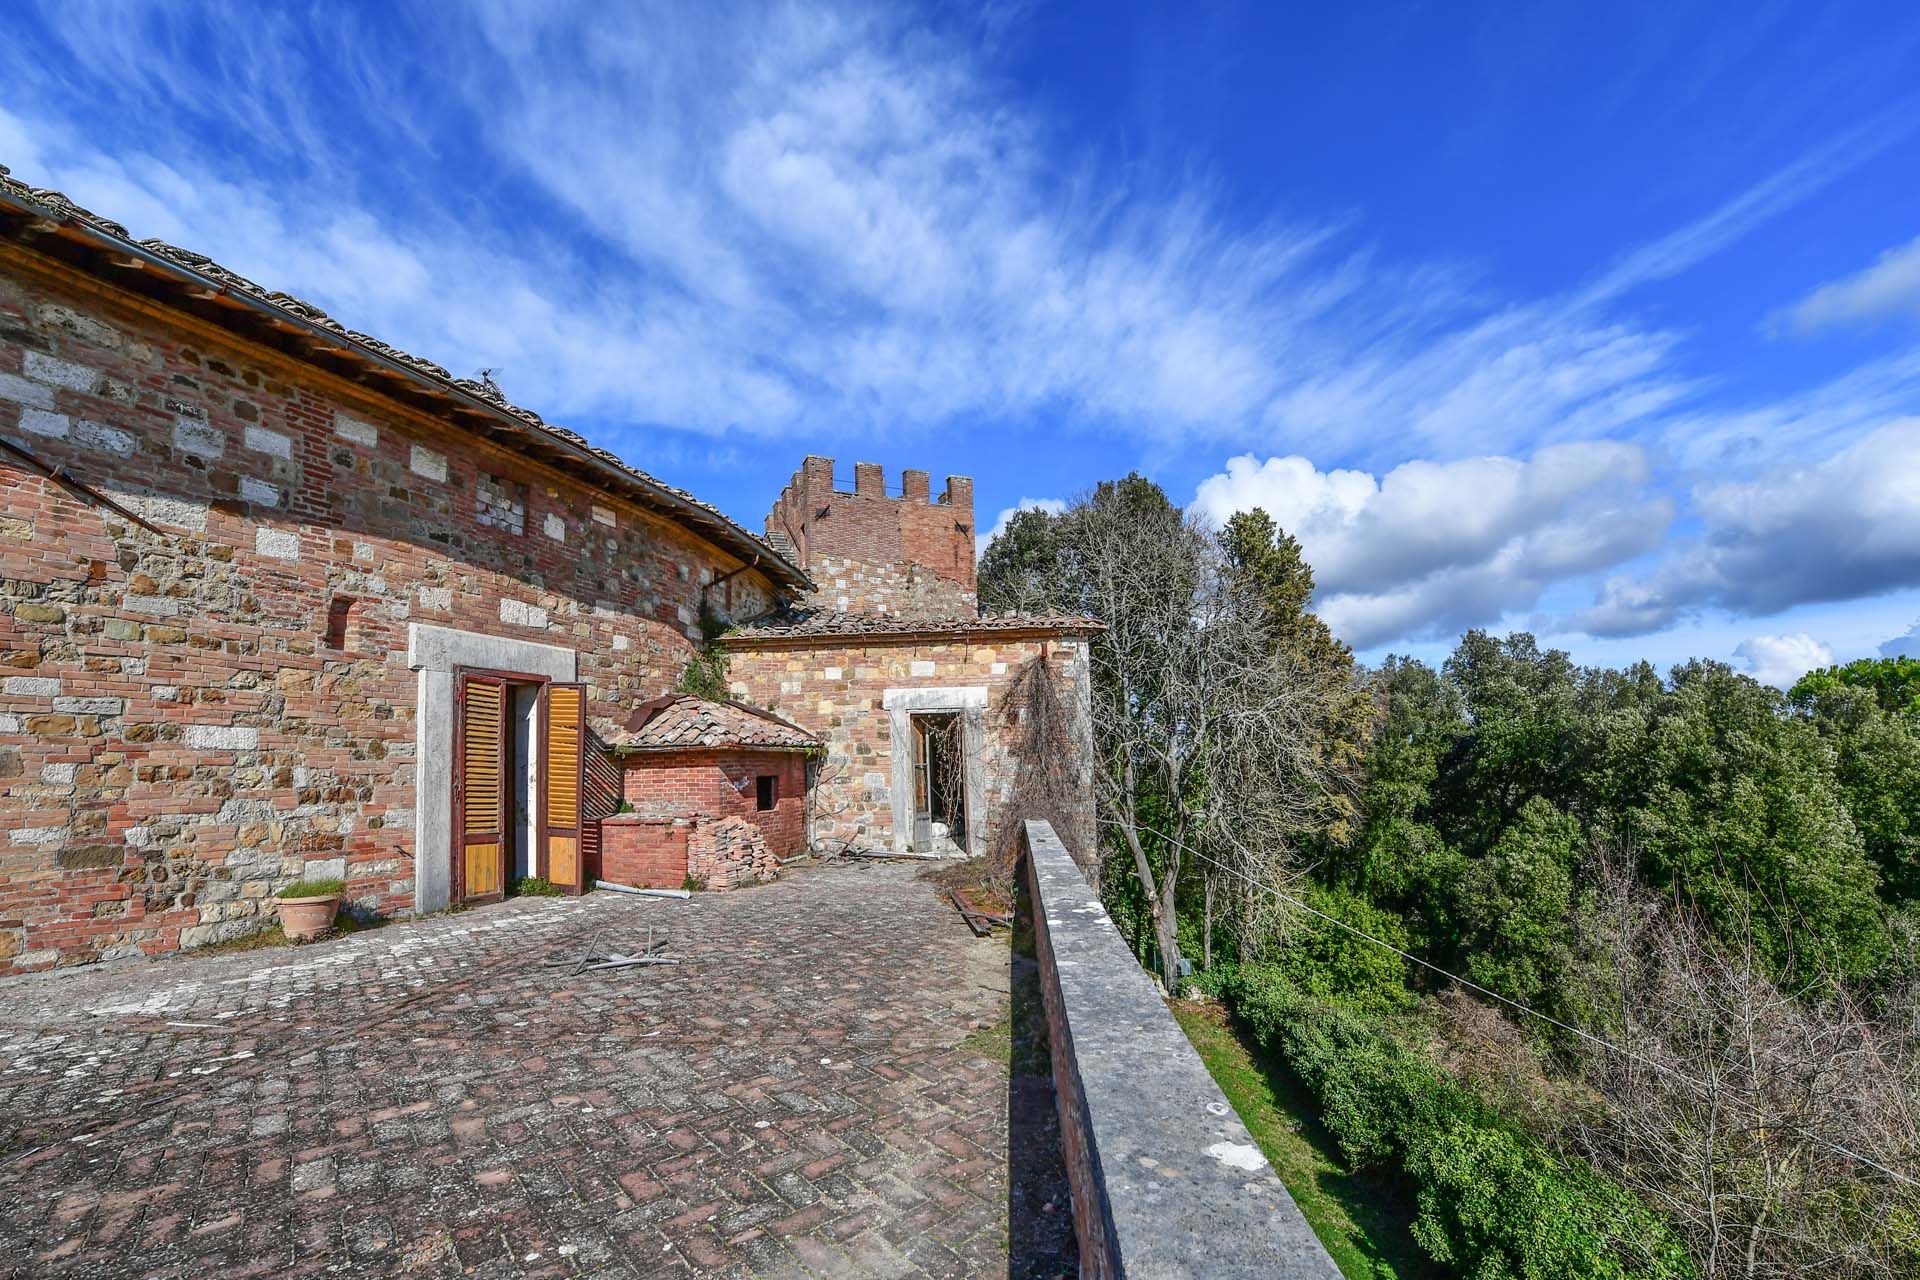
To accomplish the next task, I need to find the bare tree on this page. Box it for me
[1037,478,1359,991]
[1562,851,1920,1278]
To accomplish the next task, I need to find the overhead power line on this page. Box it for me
[1098,816,1920,1191]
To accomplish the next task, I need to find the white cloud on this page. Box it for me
[977,497,1065,559]
[1775,233,1920,335]
[0,0,1885,466]
[1578,420,1920,635]
[1735,633,1833,689]
[1883,621,1920,659]
[1193,443,1671,648]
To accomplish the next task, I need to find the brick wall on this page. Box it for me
[596,815,690,889]
[0,251,784,972]
[620,749,807,858]
[723,634,1093,858]
[763,456,976,617]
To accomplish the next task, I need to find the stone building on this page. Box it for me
[0,169,1094,976]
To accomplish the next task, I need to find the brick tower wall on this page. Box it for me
[764,457,976,618]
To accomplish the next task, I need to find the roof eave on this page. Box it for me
[0,181,813,594]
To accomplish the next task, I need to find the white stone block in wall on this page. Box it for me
[334,412,378,446]
[500,598,548,628]
[239,476,282,507]
[353,542,375,562]
[24,351,97,392]
[10,826,67,846]
[173,417,225,458]
[255,527,300,560]
[591,504,615,526]
[20,408,69,439]
[104,488,208,533]
[3,676,61,696]
[53,697,124,715]
[40,763,76,784]
[991,662,1007,675]
[0,371,56,409]
[418,586,452,611]
[543,512,565,541]
[153,686,179,701]
[243,425,292,458]
[612,634,629,651]
[823,666,843,680]
[185,724,259,750]
[0,714,17,732]
[74,419,135,456]
[124,825,152,847]
[124,595,180,616]
[910,660,936,677]
[409,444,446,481]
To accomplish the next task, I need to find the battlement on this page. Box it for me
[766,456,977,617]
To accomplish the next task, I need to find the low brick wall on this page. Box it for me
[1022,819,1341,1279]
[597,815,689,889]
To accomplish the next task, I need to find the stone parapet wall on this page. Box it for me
[1023,819,1342,1278]
[0,253,782,973]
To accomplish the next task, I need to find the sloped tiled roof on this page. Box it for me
[722,608,1104,644]
[609,694,818,753]
[0,164,810,593]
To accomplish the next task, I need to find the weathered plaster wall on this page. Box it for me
[723,635,1092,857]
[0,256,780,972]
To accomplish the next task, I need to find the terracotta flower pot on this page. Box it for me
[275,893,340,942]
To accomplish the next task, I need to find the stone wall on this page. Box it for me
[763,455,976,617]
[619,749,808,858]
[0,253,784,972]
[1022,819,1342,1279]
[723,634,1093,858]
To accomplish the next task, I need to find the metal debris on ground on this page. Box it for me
[950,890,1012,937]
[542,925,685,974]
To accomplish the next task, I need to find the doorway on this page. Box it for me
[452,670,589,903]
[910,711,967,854]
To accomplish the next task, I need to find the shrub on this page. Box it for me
[277,878,345,898]
[1224,965,1692,1279]
[512,876,562,897]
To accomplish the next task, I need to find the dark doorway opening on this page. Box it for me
[910,711,966,853]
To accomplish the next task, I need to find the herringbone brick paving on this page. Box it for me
[0,862,1072,1278]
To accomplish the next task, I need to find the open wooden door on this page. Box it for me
[454,674,508,903]
[541,682,587,894]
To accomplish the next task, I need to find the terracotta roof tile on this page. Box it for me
[608,694,817,752]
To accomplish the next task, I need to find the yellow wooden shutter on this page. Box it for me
[543,683,584,892]
[459,677,505,899]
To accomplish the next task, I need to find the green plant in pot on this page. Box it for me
[274,877,346,942]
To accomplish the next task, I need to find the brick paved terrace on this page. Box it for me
[0,863,1077,1278]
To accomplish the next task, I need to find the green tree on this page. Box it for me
[1632,661,1887,983]
[1791,656,1920,717]
[976,505,1063,614]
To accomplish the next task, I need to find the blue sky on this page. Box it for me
[4,1,1920,681]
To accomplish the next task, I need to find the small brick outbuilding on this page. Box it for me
[595,695,818,890]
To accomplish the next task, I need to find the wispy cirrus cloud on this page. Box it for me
[1773,233,1920,336]
[1,0,1889,467]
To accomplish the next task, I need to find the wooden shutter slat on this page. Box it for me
[542,683,587,894]
[457,676,507,903]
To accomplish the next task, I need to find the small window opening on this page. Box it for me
[324,596,355,650]
[755,775,777,811]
